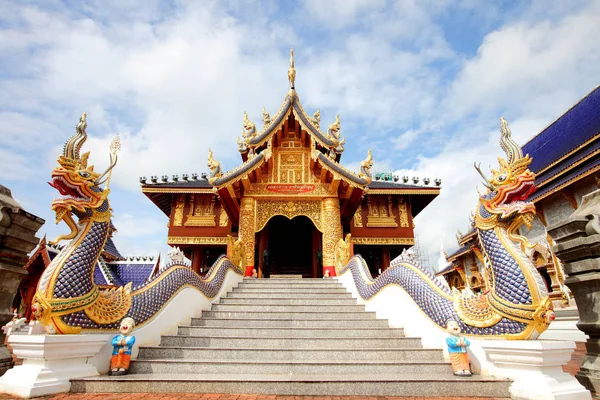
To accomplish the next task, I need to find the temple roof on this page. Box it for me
[447,244,473,262]
[210,150,271,188]
[522,85,600,175]
[103,237,123,260]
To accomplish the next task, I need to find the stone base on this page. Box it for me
[0,346,12,377]
[479,340,592,400]
[0,334,111,398]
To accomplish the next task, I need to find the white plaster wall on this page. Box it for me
[90,269,244,374]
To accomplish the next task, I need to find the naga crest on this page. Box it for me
[359,149,374,184]
[48,113,120,243]
[474,118,537,230]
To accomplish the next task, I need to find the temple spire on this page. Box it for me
[288,48,296,90]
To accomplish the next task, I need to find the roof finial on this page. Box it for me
[288,48,296,90]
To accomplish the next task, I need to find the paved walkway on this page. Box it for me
[0,395,510,400]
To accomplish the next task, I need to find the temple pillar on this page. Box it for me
[257,229,269,278]
[322,197,342,277]
[312,229,321,278]
[239,197,256,276]
[191,247,202,274]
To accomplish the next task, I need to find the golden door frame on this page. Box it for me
[237,197,342,273]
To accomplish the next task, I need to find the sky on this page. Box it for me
[1,0,599,269]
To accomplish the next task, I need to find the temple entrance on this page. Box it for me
[259,215,320,278]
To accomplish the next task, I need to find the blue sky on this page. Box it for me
[1,0,599,268]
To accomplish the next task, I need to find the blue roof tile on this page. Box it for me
[93,263,109,285]
[522,86,600,174]
[110,263,154,287]
[530,156,600,202]
[103,237,123,259]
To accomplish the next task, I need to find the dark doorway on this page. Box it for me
[263,216,315,278]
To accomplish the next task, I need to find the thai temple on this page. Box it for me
[140,49,440,279]
[1,51,597,400]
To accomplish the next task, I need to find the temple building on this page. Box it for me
[140,50,440,278]
[439,85,600,305]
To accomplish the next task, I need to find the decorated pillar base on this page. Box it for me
[479,340,591,400]
[0,333,111,398]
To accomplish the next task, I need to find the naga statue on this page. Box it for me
[31,114,242,334]
[339,118,554,339]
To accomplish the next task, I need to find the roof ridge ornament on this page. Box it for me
[312,109,321,128]
[207,148,223,185]
[358,149,373,184]
[288,48,296,90]
[262,107,271,127]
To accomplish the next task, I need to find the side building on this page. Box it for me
[439,85,600,305]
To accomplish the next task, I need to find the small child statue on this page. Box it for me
[110,317,136,376]
[445,319,472,376]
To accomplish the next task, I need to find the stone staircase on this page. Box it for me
[71,278,511,397]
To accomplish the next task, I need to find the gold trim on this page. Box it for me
[167,236,229,245]
[367,189,440,195]
[142,187,215,194]
[351,237,414,245]
[536,146,600,188]
[533,162,600,202]
[533,132,600,177]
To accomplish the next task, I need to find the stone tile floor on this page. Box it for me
[0,395,510,400]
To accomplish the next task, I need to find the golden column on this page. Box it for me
[239,197,256,276]
[322,197,342,276]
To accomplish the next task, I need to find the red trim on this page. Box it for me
[323,265,336,277]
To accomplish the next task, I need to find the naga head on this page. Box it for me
[475,118,537,229]
[48,113,120,243]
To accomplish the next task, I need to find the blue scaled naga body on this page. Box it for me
[337,118,555,340]
[32,113,242,334]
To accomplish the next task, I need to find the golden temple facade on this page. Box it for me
[141,50,439,277]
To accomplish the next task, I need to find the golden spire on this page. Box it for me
[288,48,296,90]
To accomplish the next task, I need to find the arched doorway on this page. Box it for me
[259,215,321,278]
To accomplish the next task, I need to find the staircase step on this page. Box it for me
[236,283,343,289]
[220,298,358,305]
[233,288,349,294]
[191,318,390,328]
[159,335,420,349]
[227,292,353,299]
[129,359,451,375]
[202,310,376,320]
[72,373,511,397]
[177,326,404,338]
[137,347,443,361]
[211,304,365,312]
[240,278,337,283]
